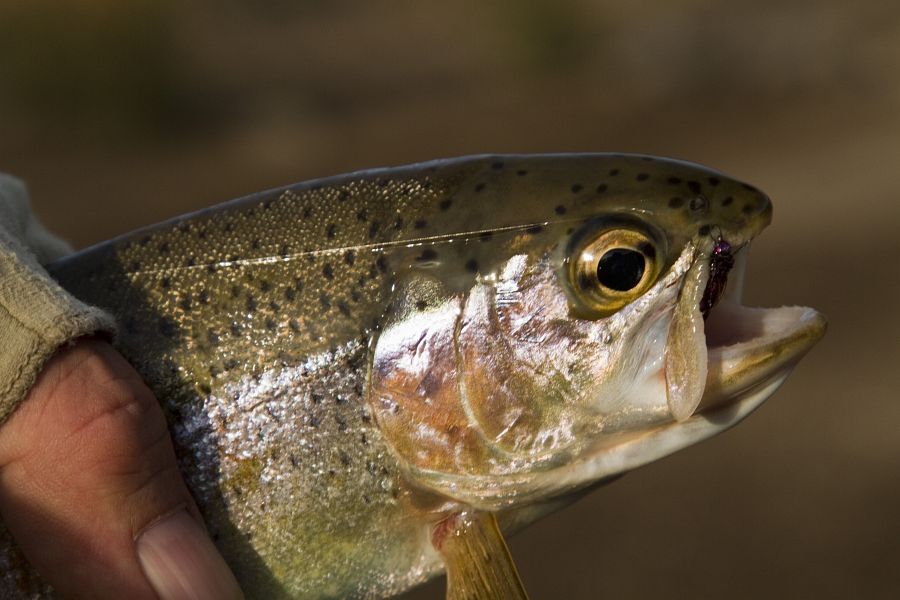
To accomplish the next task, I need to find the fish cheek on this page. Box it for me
[457,257,582,459]
[457,284,547,455]
[369,278,489,476]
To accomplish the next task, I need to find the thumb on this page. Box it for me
[0,339,243,599]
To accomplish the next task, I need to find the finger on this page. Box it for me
[0,339,243,599]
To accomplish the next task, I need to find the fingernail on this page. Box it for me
[136,509,243,600]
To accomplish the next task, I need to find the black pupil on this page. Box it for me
[596,248,646,291]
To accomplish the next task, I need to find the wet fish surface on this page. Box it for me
[0,154,825,598]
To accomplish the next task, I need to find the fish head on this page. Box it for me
[369,154,825,509]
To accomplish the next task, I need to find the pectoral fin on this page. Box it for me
[432,511,529,600]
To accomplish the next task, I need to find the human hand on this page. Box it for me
[0,338,243,599]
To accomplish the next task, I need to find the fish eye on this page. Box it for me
[596,248,646,291]
[567,226,663,317]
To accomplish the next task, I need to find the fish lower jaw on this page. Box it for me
[698,301,826,413]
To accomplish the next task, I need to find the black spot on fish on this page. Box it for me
[246,295,257,312]
[474,183,485,192]
[669,197,684,208]
[230,323,242,337]
[414,219,427,229]
[309,415,321,428]
[323,264,334,280]
[376,255,388,274]
[479,231,493,242]
[609,168,620,176]
[636,173,649,181]
[197,229,207,240]
[339,190,350,202]
[465,259,479,273]
[289,319,300,333]
[198,290,209,304]
[350,290,361,303]
[265,317,277,331]
[179,297,191,312]
[303,207,312,219]
[344,250,356,265]
[393,217,404,230]
[158,242,170,254]
[326,224,337,239]
[571,184,583,193]
[596,183,608,193]
[140,236,151,246]
[186,257,196,267]
[336,415,349,432]
[415,300,427,310]
[339,451,351,466]
[161,277,171,289]
[199,383,211,395]
[338,301,351,317]
[224,222,234,233]
[742,203,756,214]
[269,300,280,311]
[320,293,331,310]
[708,177,721,186]
[368,221,380,239]
[260,280,272,292]
[690,197,708,212]
[517,169,528,176]
[555,205,567,215]
[688,181,702,194]
[699,224,711,236]
[279,244,289,257]
[417,249,438,262]
[378,178,390,187]
[158,318,176,338]
[207,329,220,346]
[356,209,368,222]
[491,161,504,170]
[667,176,682,185]
[206,265,217,274]
[722,196,734,206]
[439,198,453,211]
[230,284,241,298]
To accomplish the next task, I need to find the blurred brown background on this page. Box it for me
[1,1,898,598]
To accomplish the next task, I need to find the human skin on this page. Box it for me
[0,338,243,599]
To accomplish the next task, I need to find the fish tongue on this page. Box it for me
[665,249,710,421]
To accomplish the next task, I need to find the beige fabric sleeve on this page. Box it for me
[0,174,116,423]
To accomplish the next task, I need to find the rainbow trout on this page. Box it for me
[1,154,825,598]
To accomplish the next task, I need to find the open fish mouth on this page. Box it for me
[698,245,826,414]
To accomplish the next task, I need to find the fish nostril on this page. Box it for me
[689,196,708,212]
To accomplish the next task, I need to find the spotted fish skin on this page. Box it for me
[0,154,778,598]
